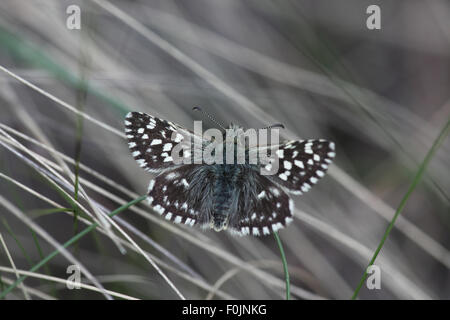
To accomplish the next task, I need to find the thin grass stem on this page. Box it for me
[351,118,450,299]
[274,231,290,300]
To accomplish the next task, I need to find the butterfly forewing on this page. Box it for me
[264,139,335,195]
[125,112,198,173]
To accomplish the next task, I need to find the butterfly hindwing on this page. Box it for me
[228,170,294,236]
[147,165,217,227]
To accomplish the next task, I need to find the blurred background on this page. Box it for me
[0,0,449,299]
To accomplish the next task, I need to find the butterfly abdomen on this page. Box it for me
[211,164,241,231]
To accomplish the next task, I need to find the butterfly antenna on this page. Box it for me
[259,123,285,130]
[193,106,226,131]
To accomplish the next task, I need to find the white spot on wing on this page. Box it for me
[148,180,155,192]
[154,205,165,215]
[272,222,283,232]
[165,172,179,180]
[284,160,292,170]
[137,159,147,167]
[271,187,281,196]
[276,149,284,158]
[163,143,173,151]
[150,139,162,146]
[329,142,335,150]
[294,160,304,168]
[241,226,250,235]
[174,216,182,224]
[181,179,189,188]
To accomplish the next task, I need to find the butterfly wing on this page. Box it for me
[124,112,204,173]
[147,163,293,237]
[258,139,336,195]
[227,139,336,236]
[227,168,294,236]
[146,164,216,227]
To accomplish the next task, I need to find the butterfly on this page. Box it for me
[124,111,335,236]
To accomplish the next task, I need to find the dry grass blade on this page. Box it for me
[0,233,31,299]
[0,266,139,300]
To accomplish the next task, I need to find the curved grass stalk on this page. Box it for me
[274,231,290,300]
[352,118,449,299]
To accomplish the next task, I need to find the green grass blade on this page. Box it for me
[351,118,450,299]
[274,231,290,300]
